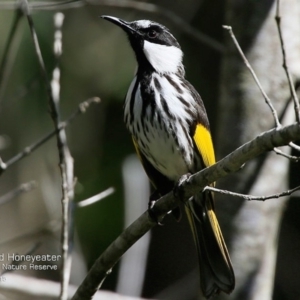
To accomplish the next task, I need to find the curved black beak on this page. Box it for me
[101,15,138,35]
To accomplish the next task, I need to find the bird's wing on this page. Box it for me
[192,123,215,168]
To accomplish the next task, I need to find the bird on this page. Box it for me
[101,15,235,299]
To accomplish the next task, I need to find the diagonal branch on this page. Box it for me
[71,122,300,300]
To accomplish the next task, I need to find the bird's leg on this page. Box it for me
[148,190,164,226]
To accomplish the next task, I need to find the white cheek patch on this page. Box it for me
[143,41,183,74]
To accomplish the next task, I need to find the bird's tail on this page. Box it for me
[185,191,235,299]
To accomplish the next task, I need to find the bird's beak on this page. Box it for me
[101,15,138,35]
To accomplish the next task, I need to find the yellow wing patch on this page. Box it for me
[193,124,216,167]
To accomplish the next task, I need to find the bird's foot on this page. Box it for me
[148,191,164,226]
[173,173,192,202]
[148,200,164,226]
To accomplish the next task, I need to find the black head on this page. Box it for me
[102,16,184,74]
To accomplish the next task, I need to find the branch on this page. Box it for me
[71,123,300,300]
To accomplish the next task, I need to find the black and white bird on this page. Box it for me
[102,15,235,299]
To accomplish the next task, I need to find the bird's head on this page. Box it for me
[102,15,184,75]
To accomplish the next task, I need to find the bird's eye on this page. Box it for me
[147,29,157,38]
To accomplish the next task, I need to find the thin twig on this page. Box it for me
[223,25,281,128]
[0,8,22,104]
[21,3,72,299]
[0,181,37,205]
[0,97,100,176]
[21,0,56,122]
[76,187,115,208]
[50,11,74,300]
[204,185,300,201]
[275,0,300,123]
[273,147,300,162]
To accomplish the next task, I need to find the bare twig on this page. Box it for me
[273,147,300,162]
[204,185,300,201]
[50,11,74,300]
[20,3,72,299]
[223,25,281,128]
[21,0,56,120]
[76,187,115,208]
[275,0,300,123]
[0,181,37,205]
[71,122,300,300]
[0,8,22,104]
[0,97,100,176]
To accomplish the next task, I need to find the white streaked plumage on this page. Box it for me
[124,73,199,181]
